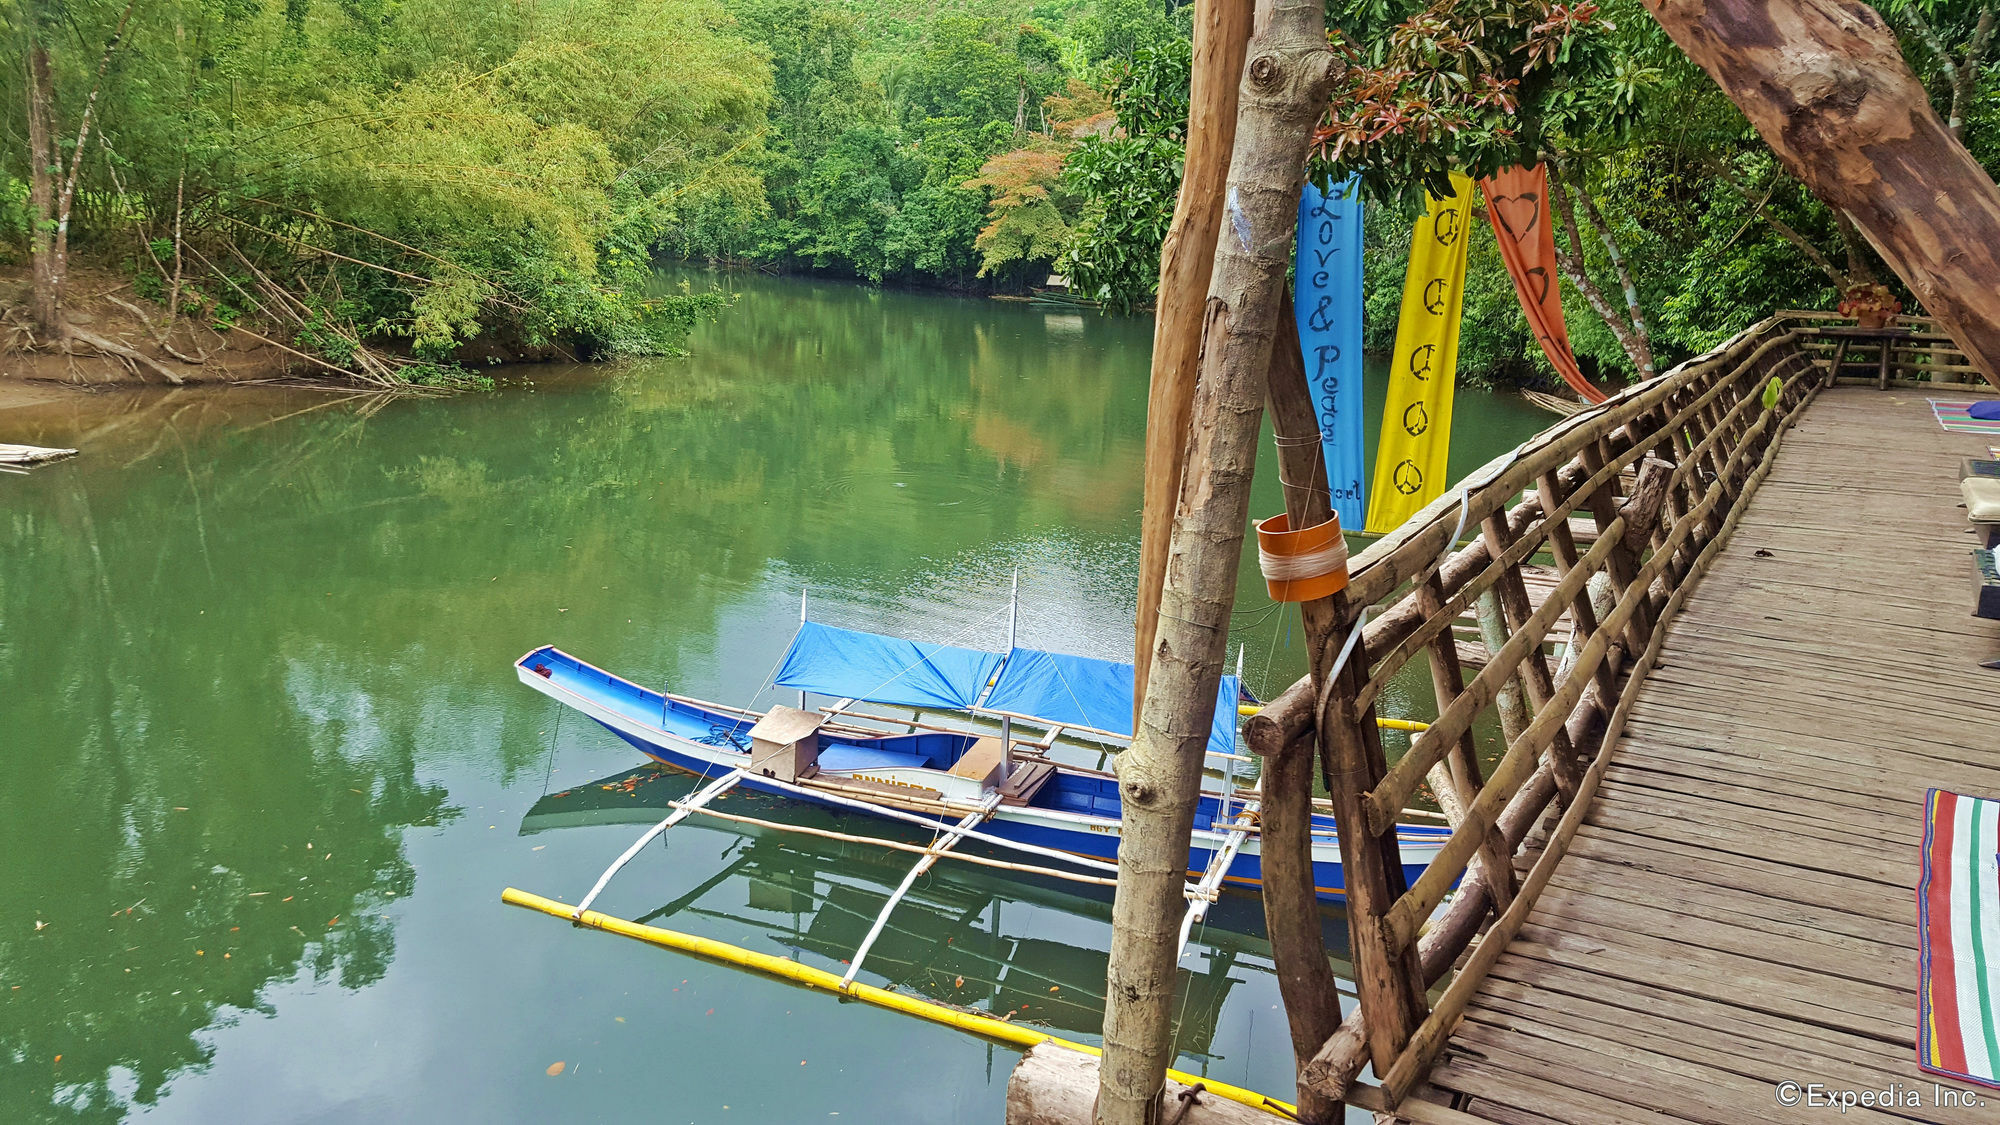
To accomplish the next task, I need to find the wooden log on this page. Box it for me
[1258,300,1351,1124]
[1133,0,1254,719]
[1620,455,1675,553]
[1008,1044,1284,1125]
[1098,7,1341,1122]
[1640,0,2000,389]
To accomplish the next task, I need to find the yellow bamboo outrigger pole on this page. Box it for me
[1237,701,1428,734]
[501,887,1298,1120]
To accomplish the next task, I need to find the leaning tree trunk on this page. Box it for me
[1642,0,2000,388]
[1134,0,1252,726]
[1097,4,1340,1122]
[24,41,61,335]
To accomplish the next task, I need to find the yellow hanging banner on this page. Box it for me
[1367,172,1474,533]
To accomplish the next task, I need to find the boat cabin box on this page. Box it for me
[747,706,826,783]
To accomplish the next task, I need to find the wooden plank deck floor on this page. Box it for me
[1411,387,2000,1124]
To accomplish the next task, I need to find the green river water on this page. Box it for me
[0,273,1550,1123]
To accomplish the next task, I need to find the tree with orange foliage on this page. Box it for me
[963,144,1073,280]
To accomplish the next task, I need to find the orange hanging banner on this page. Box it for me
[1479,165,1608,404]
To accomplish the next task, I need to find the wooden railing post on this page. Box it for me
[1578,439,1656,653]
[1257,303,1351,1125]
[1413,575,1520,907]
[1316,606,1429,1076]
[1534,468,1619,699]
[1476,514,1585,802]
[1228,313,1849,1114]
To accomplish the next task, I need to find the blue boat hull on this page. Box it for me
[518,643,1449,902]
[595,718,1435,899]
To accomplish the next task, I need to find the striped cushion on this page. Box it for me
[1920,789,2000,1088]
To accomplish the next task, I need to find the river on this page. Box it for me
[0,272,1552,1122]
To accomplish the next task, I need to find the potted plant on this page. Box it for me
[1838,282,1903,329]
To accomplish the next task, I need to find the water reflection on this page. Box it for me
[521,764,1355,1061]
[0,271,1550,1122]
[0,456,455,1122]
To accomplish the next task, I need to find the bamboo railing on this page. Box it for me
[1240,313,1835,1111]
[1784,309,1982,384]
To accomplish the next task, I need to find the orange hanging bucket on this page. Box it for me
[1255,512,1349,602]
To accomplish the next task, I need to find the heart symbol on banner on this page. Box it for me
[1490,193,1540,243]
[1525,265,1552,305]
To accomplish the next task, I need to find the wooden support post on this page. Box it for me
[1099,6,1341,1122]
[1471,590,1531,742]
[1133,0,1254,722]
[1258,299,1352,1125]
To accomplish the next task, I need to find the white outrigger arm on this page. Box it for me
[840,791,1006,988]
[1176,804,1257,960]
[570,768,748,919]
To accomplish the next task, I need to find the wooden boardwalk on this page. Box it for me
[1414,388,2000,1124]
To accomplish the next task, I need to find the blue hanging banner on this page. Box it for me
[1294,177,1367,530]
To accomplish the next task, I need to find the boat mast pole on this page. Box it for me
[1002,570,1018,779]
[1224,645,1243,822]
[799,588,809,709]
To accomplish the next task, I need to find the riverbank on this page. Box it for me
[0,264,301,413]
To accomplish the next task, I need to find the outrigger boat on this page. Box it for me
[516,588,1448,961]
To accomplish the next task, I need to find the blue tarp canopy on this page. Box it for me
[774,622,1003,711]
[980,647,1240,759]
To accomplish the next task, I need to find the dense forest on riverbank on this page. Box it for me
[3,0,1997,389]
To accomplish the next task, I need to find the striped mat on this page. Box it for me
[1920,789,2000,1088]
[1930,399,2000,434]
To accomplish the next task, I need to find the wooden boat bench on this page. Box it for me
[948,736,1055,806]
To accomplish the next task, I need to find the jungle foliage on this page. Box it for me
[1,0,768,384]
[8,0,1996,389]
[690,0,2000,390]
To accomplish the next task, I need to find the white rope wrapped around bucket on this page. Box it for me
[1257,534,1349,583]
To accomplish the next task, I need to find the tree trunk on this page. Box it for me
[1133,0,1252,726]
[25,41,61,334]
[1954,10,1996,139]
[53,1,137,290]
[1833,210,1877,284]
[1642,0,2000,389]
[1545,168,1654,377]
[1257,304,1348,1125]
[1573,179,1655,374]
[1098,4,1340,1121]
